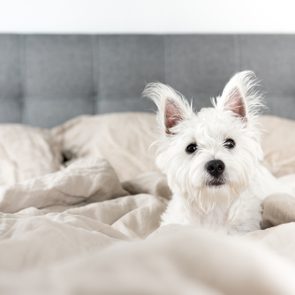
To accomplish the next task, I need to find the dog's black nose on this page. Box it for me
[206,160,225,178]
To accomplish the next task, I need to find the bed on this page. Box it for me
[1,34,295,294]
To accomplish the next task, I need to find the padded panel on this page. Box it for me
[239,35,295,97]
[98,35,165,102]
[0,34,294,127]
[25,35,94,98]
[0,35,22,122]
[23,98,96,127]
[23,35,95,126]
[165,35,239,109]
[239,35,295,118]
[0,100,23,123]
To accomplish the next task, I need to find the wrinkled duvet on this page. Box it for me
[0,158,295,295]
[1,113,295,295]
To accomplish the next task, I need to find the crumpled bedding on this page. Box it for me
[0,124,61,185]
[1,113,295,294]
[1,158,295,294]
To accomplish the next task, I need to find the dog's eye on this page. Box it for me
[186,143,197,154]
[224,138,235,149]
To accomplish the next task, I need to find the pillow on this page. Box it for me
[0,125,61,185]
[260,115,295,177]
[52,113,159,181]
[53,113,295,181]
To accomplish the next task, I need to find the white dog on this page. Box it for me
[144,71,292,234]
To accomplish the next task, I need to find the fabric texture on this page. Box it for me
[52,112,159,181]
[261,193,295,229]
[0,113,294,293]
[260,116,295,176]
[53,113,295,181]
[0,112,294,190]
[0,124,61,185]
[0,158,295,294]
[1,35,295,127]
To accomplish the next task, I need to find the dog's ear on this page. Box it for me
[216,71,263,121]
[143,82,193,134]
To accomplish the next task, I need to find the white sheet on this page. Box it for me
[1,158,295,294]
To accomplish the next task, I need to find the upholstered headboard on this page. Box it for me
[0,34,295,127]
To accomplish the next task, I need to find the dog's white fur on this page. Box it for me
[144,71,292,234]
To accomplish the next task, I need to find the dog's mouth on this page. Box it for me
[206,178,225,187]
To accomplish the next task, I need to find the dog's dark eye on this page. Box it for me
[186,143,197,154]
[224,138,235,149]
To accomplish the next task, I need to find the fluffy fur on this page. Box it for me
[143,71,292,234]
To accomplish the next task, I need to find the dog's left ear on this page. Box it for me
[216,71,263,121]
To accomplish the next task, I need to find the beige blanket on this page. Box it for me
[1,158,295,295]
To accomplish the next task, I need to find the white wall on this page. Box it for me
[0,0,295,33]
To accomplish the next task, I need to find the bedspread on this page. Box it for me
[1,158,295,294]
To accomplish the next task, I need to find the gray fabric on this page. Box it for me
[0,34,294,127]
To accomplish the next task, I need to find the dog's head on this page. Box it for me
[144,71,264,207]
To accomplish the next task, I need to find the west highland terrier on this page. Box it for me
[144,71,292,234]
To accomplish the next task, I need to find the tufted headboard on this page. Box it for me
[0,34,295,128]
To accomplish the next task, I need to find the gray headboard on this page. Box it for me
[1,34,295,128]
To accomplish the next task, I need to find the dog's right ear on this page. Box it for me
[143,82,192,134]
